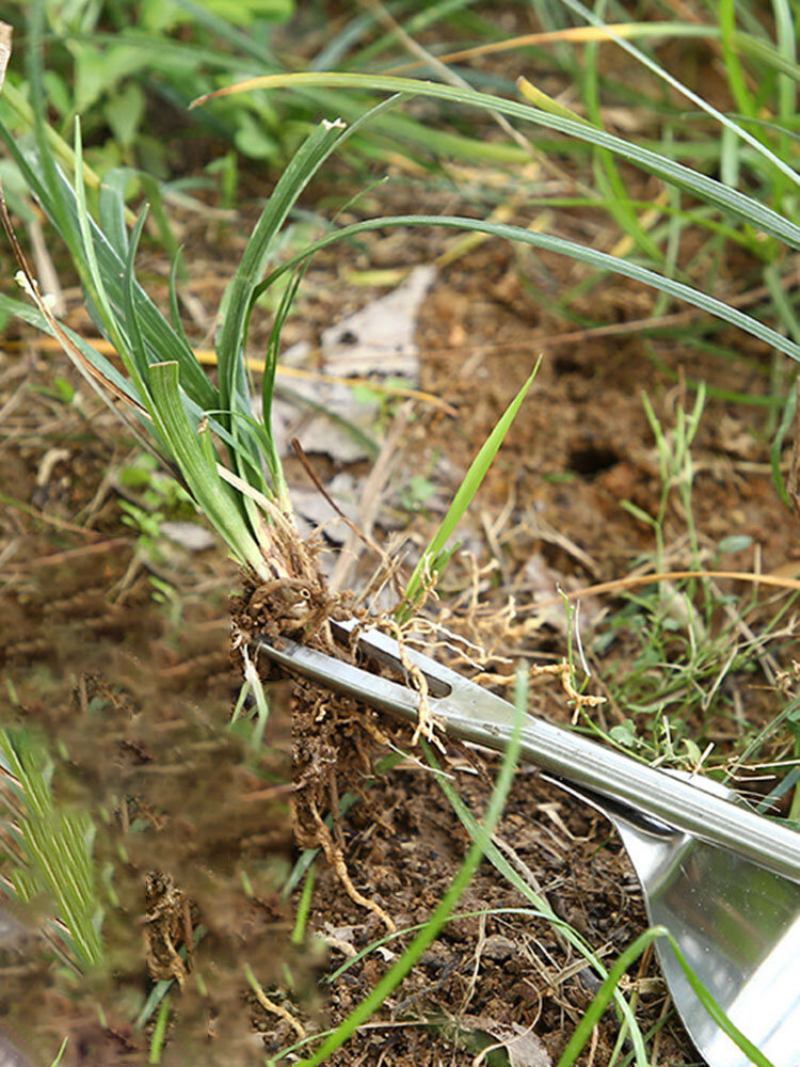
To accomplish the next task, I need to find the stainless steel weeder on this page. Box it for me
[256,618,800,1067]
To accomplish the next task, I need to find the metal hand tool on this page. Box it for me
[256,618,800,1067]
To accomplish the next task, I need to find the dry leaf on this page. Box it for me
[459,1015,551,1066]
[289,472,361,544]
[160,521,216,552]
[272,266,436,463]
[0,22,12,91]
[320,264,436,378]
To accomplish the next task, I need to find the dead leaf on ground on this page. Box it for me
[271,266,437,464]
[321,265,437,378]
[290,472,361,545]
[0,22,12,91]
[519,552,602,634]
[457,1015,552,1066]
[160,521,216,552]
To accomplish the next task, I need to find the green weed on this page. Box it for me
[0,729,102,970]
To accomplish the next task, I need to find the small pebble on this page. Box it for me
[482,934,516,962]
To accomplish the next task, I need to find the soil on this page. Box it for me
[2,124,799,1067]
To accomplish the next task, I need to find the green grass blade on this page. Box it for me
[291,85,530,165]
[0,107,219,413]
[27,0,77,248]
[401,360,540,618]
[0,294,143,406]
[211,96,408,533]
[0,730,102,970]
[262,271,303,508]
[555,920,776,1067]
[72,118,138,376]
[664,934,776,1067]
[209,95,413,531]
[256,215,800,363]
[167,247,193,352]
[556,927,668,1067]
[121,205,157,400]
[194,73,800,250]
[98,167,133,260]
[582,15,661,262]
[560,0,800,190]
[146,361,269,577]
[215,95,404,429]
[772,0,797,113]
[49,1037,69,1067]
[170,0,278,65]
[719,0,757,120]
[54,163,218,410]
[771,386,797,508]
[148,994,170,1064]
[389,21,800,84]
[214,121,347,484]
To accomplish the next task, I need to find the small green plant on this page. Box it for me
[0,729,102,970]
[29,374,77,405]
[400,360,539,619]
[621,385,707,573]
[119,500,166,555]
[116,455,196,600]
[148,574,184,627]
[398,472,436,513]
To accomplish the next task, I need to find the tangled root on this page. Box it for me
[233,527,397,931]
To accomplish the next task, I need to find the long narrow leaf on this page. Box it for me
[402,360,540,617]
[398,23,800,84]
[212,95,412,533]
[147,361,269,577]
[254,215,800,363]
[192,73,800,251]
[560,0,800,189]
[216,94,406,425]
[0,730,102,970]
[0,294,143,406]
[0,118,219,412]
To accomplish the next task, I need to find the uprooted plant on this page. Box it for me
[1,8,547,1008]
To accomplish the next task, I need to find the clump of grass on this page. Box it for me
[0,728,102,970]
[5,9,800,597]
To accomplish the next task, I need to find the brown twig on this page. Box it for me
[5,537,131,570]
[532,569,800,611]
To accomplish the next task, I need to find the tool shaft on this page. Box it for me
[259,631,800,884]
[448,709,800,883]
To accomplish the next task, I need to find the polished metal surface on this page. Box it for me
[550,775,800,1067]
[0,1034,30,1067]
[256,621,800,1067]
[259,620,800,883]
